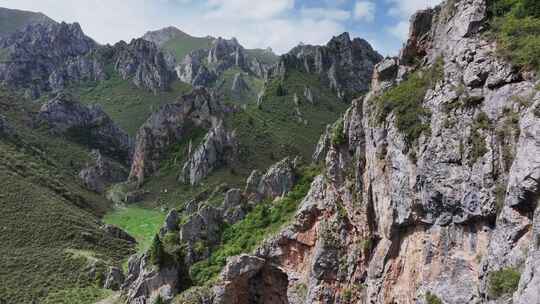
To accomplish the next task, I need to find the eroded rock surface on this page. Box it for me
[38,93,133,162]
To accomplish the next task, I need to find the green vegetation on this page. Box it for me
[189,165,321,285]
[331,118,346,147]
[245,48,280,65]
[226,70,348,177]
[103,206,166,251]
[468,112,491,165]
[488,0,540,71]
[425,292,443,304]
[162,35,213,61]
[214,67,264,105]
[149,235,166,267]
[488,267,521,298]
[71,75,192,135]
[373,57,443,148]
[42,286,112,304]
[0,89,134,303]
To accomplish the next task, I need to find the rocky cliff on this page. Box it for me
[161,0,540,303]
[274,32,383,100]
[128,88,223,186]
[0,21,175,98]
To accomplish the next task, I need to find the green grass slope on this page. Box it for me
[0,89,134,304]
[69,76,192,136]
[163,35,213,62]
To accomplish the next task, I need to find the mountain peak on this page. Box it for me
[0,7,56,39]
[142,26,198,47]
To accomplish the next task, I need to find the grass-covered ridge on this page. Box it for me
[0,89,134,303]
[162,35,213,62]
[134,68,347,211]
[488,0,540,71]
[69,75,192,136]
[189,165,321,285]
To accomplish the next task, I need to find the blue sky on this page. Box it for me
[1,0,443,55]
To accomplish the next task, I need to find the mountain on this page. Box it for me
[142,26,214,62]
[118,0,540,303]
[4,1,539,303]
[0,8,382,303]
[0,7,55,39]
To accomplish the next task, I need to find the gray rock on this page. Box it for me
[79,150,128,193]
[255,157,297,202]
[272,32,382,99]
[179,121,238,186]
[160,209,179,236]
[231,72,249,98]
[38,94,133,162]
[129,87,223,185]
[104,266,125,291]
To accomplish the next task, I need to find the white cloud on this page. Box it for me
[204,0,294,20]
[300,7,351,21]
[386,0,443,18]
[0,0,350,54]
[354,1,376,22]
[387,20,409,40]
[384,0,443,47]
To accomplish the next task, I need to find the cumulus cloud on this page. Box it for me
[300,7,351,21]
[354,1,376,22]
[386,0,443,18]
[387,20,409,40]
[204,0,294,20]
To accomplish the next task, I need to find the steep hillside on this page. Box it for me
[0,7,55,38]
[115,0,540,303]
[0,89,135,303]
[166,0,539,303]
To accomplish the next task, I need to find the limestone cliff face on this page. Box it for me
[0,22,174,98]
[201,0,540,303]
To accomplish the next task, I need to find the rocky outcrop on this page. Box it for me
[176,49,217,87]
[129,88,222,186]
[231,73,249,98]
[122,253,188,304]
[274,32,383,100]
[0,22,100,98]
[199,0,540,303]
[113,38,174,93]
[104,266,125,291]
[38,94,133,162]
[248,157,298,202]
[179,121,239,186]
[212,255,289,304]
[0,21,175,98]
[79,150,128,193]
